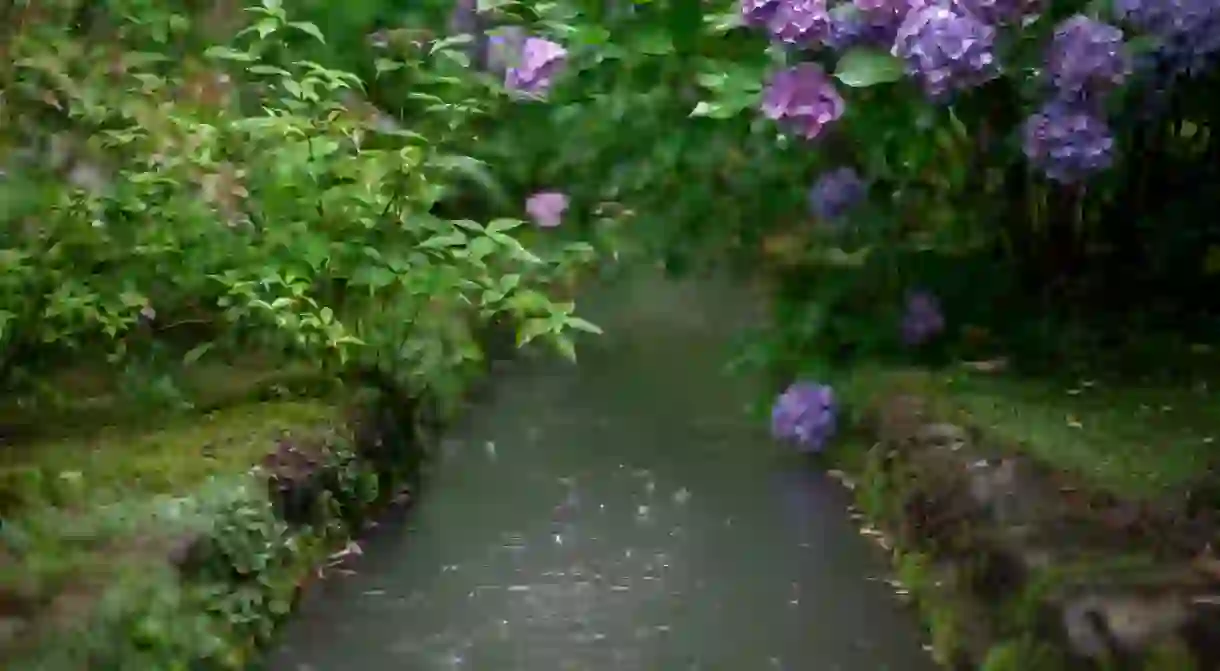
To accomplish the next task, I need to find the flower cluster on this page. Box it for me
[1022,102,1115,183]
[761,63,845,140]
[901,289,945,346]
[892,5,1000,99]
[741,0,782,27]
[1046,16,1131,102]
[505,37,568,98]
[953,0,1041,26]
[1019,15,1126,182]
[1116,0,1220,77]
[525,191,569,228]
[826,11,888,51]
[769,0,836,45]
[846,0,925,46]
[771,381,837,453]
[809,167,866,223]
[743,0,836,46]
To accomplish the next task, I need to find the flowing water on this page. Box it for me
[265,265,937,670]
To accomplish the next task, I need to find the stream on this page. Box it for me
[265,265,936,670]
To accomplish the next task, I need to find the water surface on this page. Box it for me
[266,266,935,670]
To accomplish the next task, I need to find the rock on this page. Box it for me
[914,422,969,451]
[1061,592,1191,659]
[967,457,1056,527]
[875,393,930,448]
[0,616,27,650]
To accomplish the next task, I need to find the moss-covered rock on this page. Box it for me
[825,368,1220,670]
[0,382,433,669]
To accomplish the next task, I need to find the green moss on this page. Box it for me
[0,357,335,444]
[2,390,412,669]
[0,401,339,514]
[834,365,1217,499]
[1142,637,1197,671]
[826,363,1214,670]
[981,636,1069,671]
[894,549,971,666]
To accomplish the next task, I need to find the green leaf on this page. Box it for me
[204,46,255,62]
[516,317,552,347]
[248,64,289,76]
[418,232,468,249]
[498,274,521,294]
[552,335,578,362]
[487,218,524,234]
[374,58,405,76]
[183,342,214,366]
[565,316,603,335]
[468,236,497,261]
[833,47,905,87]
[690,101,745,119]
[633,28,675,56]
[452,220,485,232]
[255,18,279,39]
[289,21,326,44]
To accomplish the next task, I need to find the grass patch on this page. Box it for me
[836,364,1219,500]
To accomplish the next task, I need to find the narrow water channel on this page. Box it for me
[265,265,936,670]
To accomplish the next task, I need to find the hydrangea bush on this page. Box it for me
[677,0,1218,449]
[379,0,1219,454]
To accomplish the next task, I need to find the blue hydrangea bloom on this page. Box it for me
[893,4,1000,99]
[809,167,867,223]
[761,63,845,140]
[772,382,837,453]
[1022,101,1116,183]
[901,289,946,346]
[1046,15,1131,101]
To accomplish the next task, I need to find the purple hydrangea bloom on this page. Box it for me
[952,0,1042,26]
[828,2,906,49]
[1046,16,1131,101]
[761,63,845,140]
[1021,102,1115,183]
[893,4,1000,99]
[809,167,867,222]
[505,37,567,98]
[525,191,569,228]
[901,289,945,346]
[771,381,837,453]
[742,0,783,27]
[1116,0,1220,76]
[767,0,836,46]
[827,11,872,50]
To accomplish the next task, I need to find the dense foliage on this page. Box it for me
[0,0,600,419]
